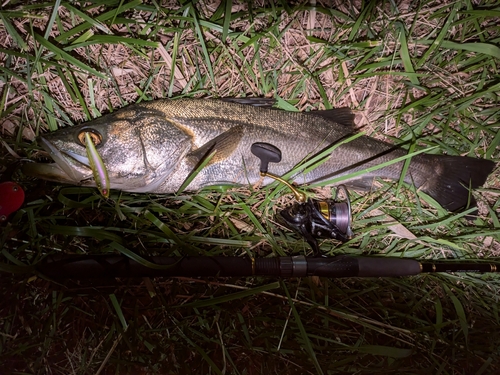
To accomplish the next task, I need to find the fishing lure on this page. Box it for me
[83,131,110,198]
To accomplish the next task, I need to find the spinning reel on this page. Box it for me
[251,143,353,255]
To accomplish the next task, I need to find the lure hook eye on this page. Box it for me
[77,129,103,147]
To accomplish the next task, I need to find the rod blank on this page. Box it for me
[37,254,500,280]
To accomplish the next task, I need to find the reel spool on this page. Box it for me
[251,142,353,255]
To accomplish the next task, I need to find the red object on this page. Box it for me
[0,181,25,221]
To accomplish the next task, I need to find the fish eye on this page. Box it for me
[77,129,103,147]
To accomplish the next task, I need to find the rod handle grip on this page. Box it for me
[357,257,421,277]
[306,256,421,278]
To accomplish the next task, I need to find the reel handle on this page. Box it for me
[251,142,306,202]
[250,142,281,174]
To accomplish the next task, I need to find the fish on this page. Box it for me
[22,98,495,211]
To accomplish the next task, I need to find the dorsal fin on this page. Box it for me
[306,107,355,127]
[219,97,276,108]
[219,98,354,127]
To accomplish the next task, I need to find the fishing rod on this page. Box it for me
[35,142,500,280]
[38,253,499,279]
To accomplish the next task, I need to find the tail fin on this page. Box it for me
[418,155,495,212]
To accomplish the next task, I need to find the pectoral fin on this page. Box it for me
[187,125,244,167]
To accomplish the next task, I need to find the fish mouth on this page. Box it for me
[22,137,92,184]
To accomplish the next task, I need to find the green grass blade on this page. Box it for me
[188,5,216,88]
[109,294,128,330]
[309,146,438,187]
[179,282,280,308]
[416,39,500,60]
[415,3,459,69]
[395,22,419,85]
[348,2,374,42]
[281,281,324,375]
[33,33,107,79]
[177,150,217,194]
[443,284,469,346]
[0,13,28,50]
[55,0,143,42]
[108,241,180,270]
[222,0,232,41]
[62,3,112,35]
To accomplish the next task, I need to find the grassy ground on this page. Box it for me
[1,0,500,374]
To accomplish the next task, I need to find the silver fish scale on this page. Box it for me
[137,99,353,192]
